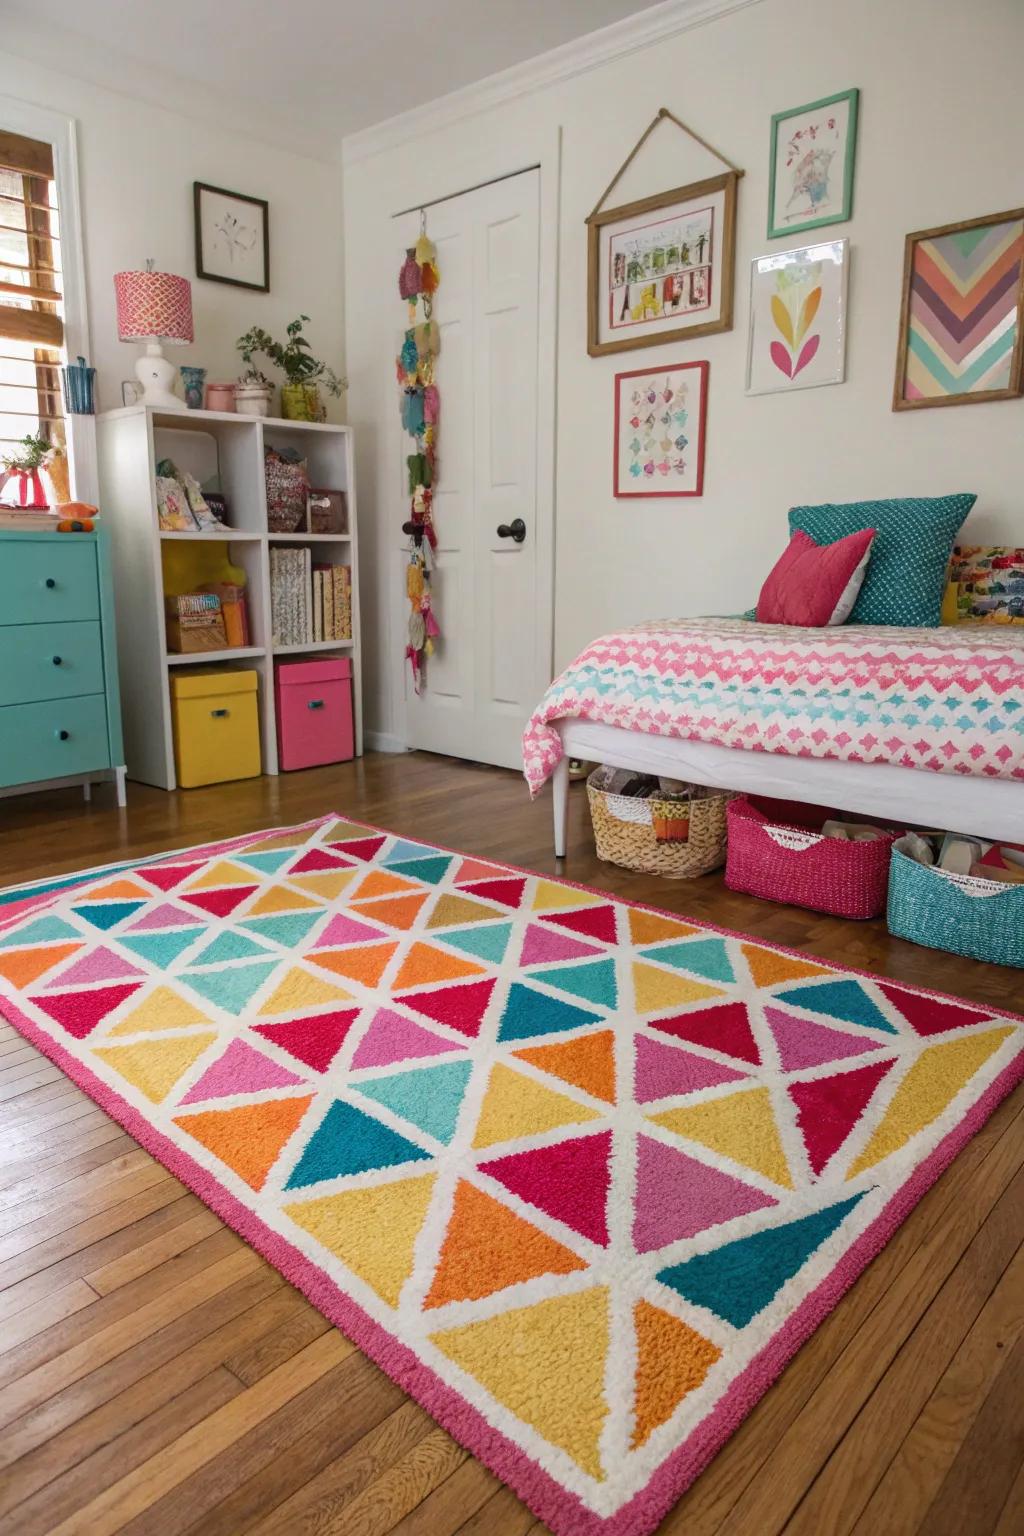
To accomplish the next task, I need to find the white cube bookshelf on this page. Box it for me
[96,404,362,790]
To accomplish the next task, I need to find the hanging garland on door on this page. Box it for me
[397,213,441,694]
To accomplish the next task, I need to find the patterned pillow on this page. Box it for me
[788,494,976,627]
[944,546,1024,625]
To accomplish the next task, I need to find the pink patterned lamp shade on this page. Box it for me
[114,269,194,344]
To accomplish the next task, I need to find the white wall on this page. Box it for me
[343,0,1024,748]
[2,55,344,417]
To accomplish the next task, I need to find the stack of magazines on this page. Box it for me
[271,548,351,646]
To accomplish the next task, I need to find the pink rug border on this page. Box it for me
[2,813,1022,1536]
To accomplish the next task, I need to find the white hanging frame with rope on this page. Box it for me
[586,106,744,357]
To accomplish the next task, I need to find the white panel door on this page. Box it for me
[397,170,541,770]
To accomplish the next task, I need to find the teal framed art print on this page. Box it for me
[767,88,859,240]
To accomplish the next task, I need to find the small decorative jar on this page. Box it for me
[180,366,207,409]
[235,382,274,417]
[281,382,323,422]
[61,355,96,414]
[205,382,236,413]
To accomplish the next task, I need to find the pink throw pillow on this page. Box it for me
[757,527,876,627]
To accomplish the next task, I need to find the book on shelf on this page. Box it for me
[270,549,350,647]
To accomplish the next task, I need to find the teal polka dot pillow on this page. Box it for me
[788,494,976,627]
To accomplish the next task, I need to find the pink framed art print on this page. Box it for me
[613,359,708,498]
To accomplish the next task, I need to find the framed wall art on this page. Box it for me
[767,89,858,240]
[747,239,849,395]
[613,359,708,497]
[194,181,270,292]
[893,207,1024,410]
[586,107,743,357]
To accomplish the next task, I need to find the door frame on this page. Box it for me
[387,128,560,760]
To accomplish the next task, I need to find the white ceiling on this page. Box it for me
[2,0,664,154]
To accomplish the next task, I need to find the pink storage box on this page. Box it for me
[725,796,900,920]
[274,657,354,771]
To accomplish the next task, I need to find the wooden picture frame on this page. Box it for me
[194,181,270,293]
[613,359,708,498]
[893,207,1024,410]
[587,172,739,357]
[767,89,858,240]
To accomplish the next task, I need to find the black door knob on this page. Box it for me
[496,518,526,544]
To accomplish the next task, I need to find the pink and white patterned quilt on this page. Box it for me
[523,617,1024,795]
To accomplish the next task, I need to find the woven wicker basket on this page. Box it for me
[586,771,729,879]
[725,797,898,919]
[887,840,1024,968]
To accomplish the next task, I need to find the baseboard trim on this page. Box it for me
[363,732,408,755]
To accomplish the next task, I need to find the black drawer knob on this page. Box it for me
[52,655,63,666]
[45,577,56,589]
[57,729,70,741]
[307,699,325,710]
[211,708,230,718]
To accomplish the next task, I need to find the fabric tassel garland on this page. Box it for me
[399,249,421,300]
[398,214,442,687]
[423,384,439,425]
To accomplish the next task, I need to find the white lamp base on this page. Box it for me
[134,341,183,409]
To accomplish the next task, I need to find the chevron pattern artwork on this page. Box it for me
[899,212,1024,404]
[1,816,1021,1536]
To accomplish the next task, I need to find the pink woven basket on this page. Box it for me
[725,796,899,920]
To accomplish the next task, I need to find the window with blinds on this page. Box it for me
[0,128,64,461]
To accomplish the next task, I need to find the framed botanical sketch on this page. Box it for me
[587,173,739,357]
[613,359,708,497]
[893,208,1024,410]
[747,239,849,395]
[194,182,270,292]
[768,89,858,240]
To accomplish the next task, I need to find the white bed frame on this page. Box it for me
[550,721,1024,858]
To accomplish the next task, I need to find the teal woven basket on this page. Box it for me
[887,840,1024,969]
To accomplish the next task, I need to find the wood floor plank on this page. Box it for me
[847,1240,1024,1536]
[387,1455,501,1535]
[222,1286,332,1385]
[454,1485,540,1536]
[0,1148,156,1235]
[0,1278,98,1354]
[992,1460,1024,1536]
[322,1425,467,1536]
[0,1128,135,1207]
[0,1163,175,1264]
[0,1182,194,1292]
[84,1207,225,1297]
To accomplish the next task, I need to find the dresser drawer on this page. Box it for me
[0,622,104,706]
[0,540,99,626]
[0,695,111,787]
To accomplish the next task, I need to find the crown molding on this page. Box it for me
[342,0,765,167]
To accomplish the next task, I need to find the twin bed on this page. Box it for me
[523,616,1024,857]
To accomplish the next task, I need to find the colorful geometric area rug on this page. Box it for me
[1,815,1022,1536]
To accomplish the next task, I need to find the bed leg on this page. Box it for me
[552,757,570,860]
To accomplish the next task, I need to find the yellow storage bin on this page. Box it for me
[170,669,261,788]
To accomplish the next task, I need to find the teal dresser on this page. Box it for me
[0,529,126,805]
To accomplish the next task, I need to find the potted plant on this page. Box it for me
[1,432,52,508]
[234,333,275,417]
[235,316,345,421]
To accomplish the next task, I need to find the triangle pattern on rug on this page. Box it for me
[313,913,389,950]
[387,855,453,886]
[430,1288,609,1478]
[29,981,142,1039]
[438,922,512,966]
[190,929,276,966]
[392,942,485,992]
[0,915,79,948]
[311,942,398,989]
[175,1094,314,1191]
[289,870,357,902]
[628,909,700,946]
[352,869,421,901]
[138,861,204,891]
[776,979,898,1035]
[94,1031,217,1104]
[258,967,352,1017]
[322,819,379,844]
[179,1037,304,1104]
[47,945,143,988]
[454,857,507,885]
[234,849,294,876]
[246,885,322,916]
[847,1027,1014,1177]
[633,1136,777,1253]
[125,902,197,932]
[184,859,259,891]
[400,979,496,1039]
[631,1300,721,1448]
[532,879,602,912]
[529,958,618,1010]
[424,1180,586,1310]
[350,894,427,931]
[329,835,387,861]
[239,912,322,948]
[180,887,257,919]
[480,1130,612,1246]
[640,938,736,986]
[285,1172,436,1306]
[253,1008,360,1073]
[741,944,834,990]
[650,1001,761,1065]
[381,838,436,865]
[459,877,527,910]
[519,923,600,968]
[350,1008,465,1071]
[789,1058,897,1176]
[514,1030,616,1105]
[427,895,504,931]
[180,961,278,1016]
[541,905,617,944]
[876,983,995,1038]
[358,1059,473,1145]
[107,985,211,1037]
[633,964,725,1017]
[77,878,152,902]
[472,1063,602,1150]
[656,1193,865,1328]
[497,982,603,1044]
[651,1085,793,1189]
[284,1098,433,1188]
[288,848,353,875]
[71,901,144,932]
[634,1034,748,1104]
[0,942,82,989]
[766,1006,884,1073]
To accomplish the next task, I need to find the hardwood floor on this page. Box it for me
[0,751,1020,1536]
